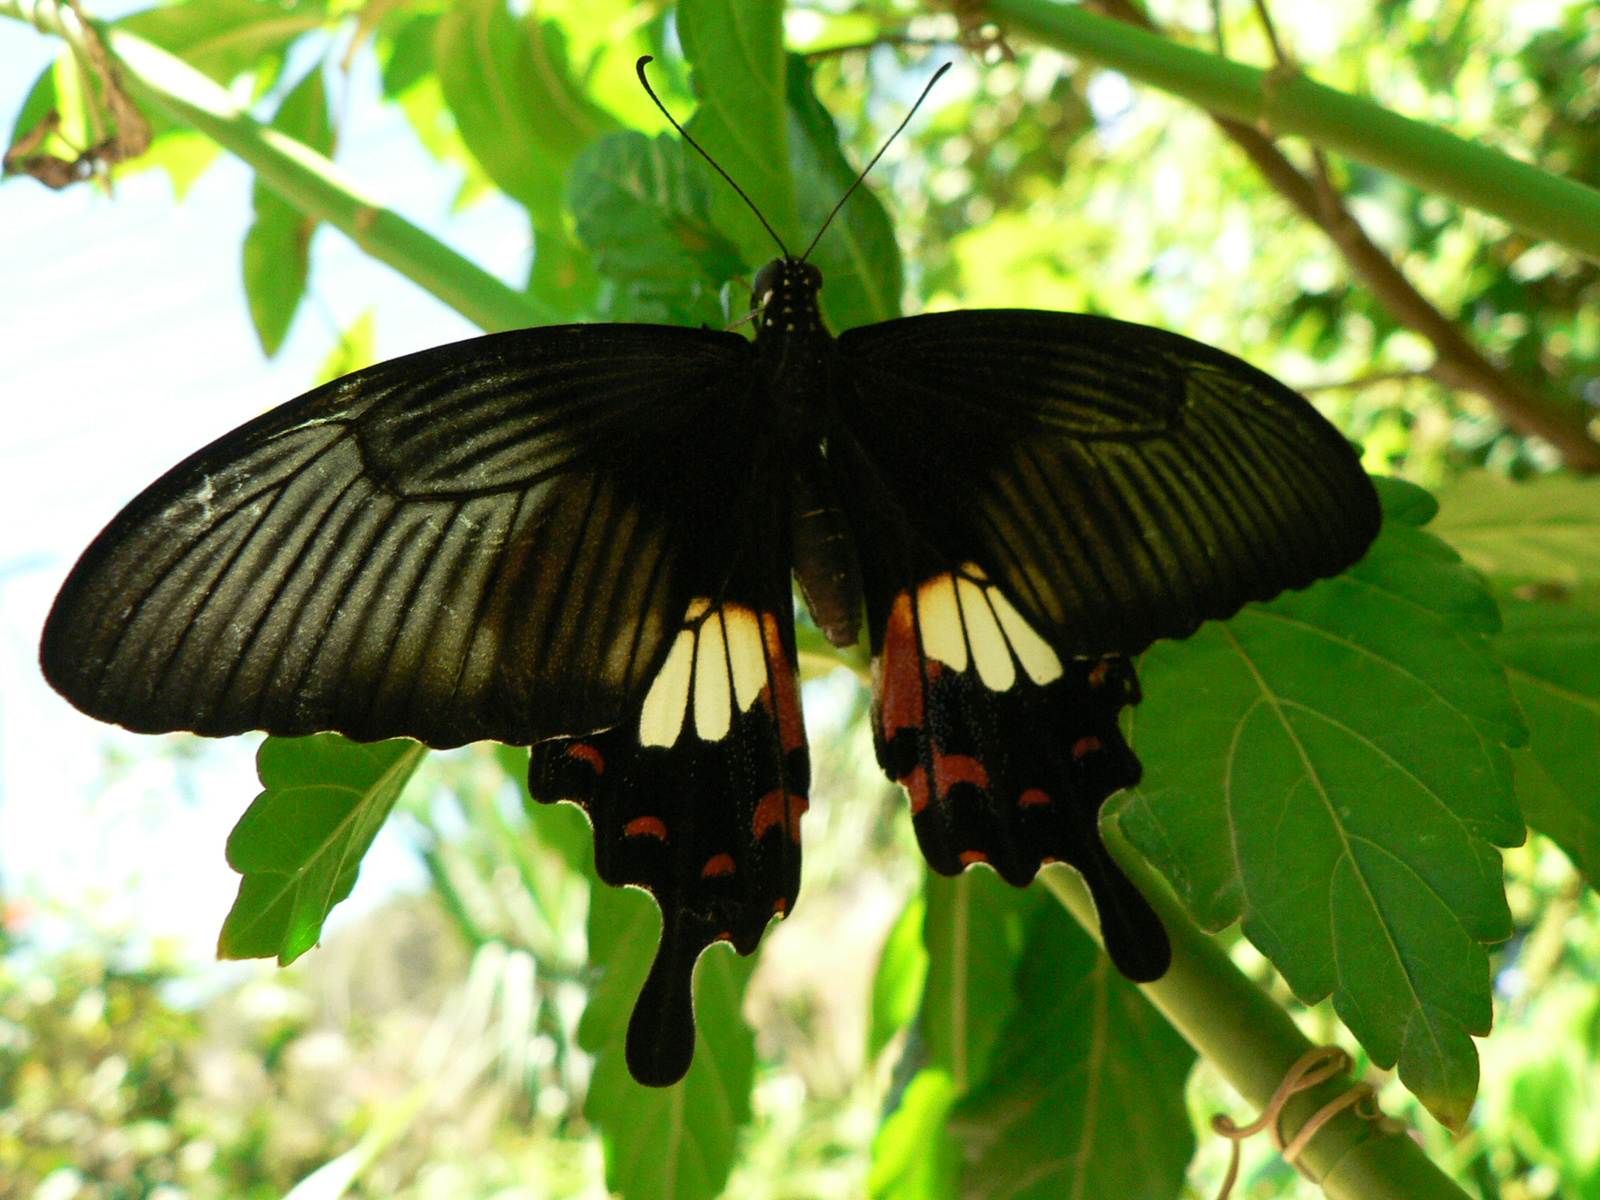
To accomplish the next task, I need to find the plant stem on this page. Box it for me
[1074,0,1600,472]
[990,0,1600,269]
[1,0,554,334]
[1044,822,1472,1200]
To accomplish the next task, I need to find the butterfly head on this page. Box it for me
[753,257,824,335]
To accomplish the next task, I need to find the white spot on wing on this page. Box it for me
[957,577,1015,691]
[724,607,767,711]
[694,611,732,741]
[988,587,1064,685]
[917,574,968,672]
[639,628,695,747]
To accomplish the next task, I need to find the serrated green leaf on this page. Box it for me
[1371,474,1440,528]
[678,0,797,268]
[579,885,756,1200]
[868,890,928,1065]
[868,1068,961,1200]
[1120,486,1523,1129]
[920,868,1041,1090]
[950,896,1195,1200]
[570,131,745,285]
[785,54,902,331]
[243,66,333,356]
[1432,470,1600,586]
[219,735,425,964]
[1496,594,1600,890]
[433,0,615,226]
[119,0,326,87]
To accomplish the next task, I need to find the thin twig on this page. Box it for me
[1296,368,1435,394]
[804,35,949,62]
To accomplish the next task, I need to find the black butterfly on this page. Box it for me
[39,64,1381,1088]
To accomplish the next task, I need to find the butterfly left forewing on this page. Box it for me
[834,308,1382,660]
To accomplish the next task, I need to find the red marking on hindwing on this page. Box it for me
[753,790,808,841]
[1019,788,1052,808]
[1072,736,1102,759]
[624,816,667,840]
[773,897,788,915]
[879,593,925,739]
[761,614,806,752]
[702,853,736,878]
[1088,660,1110,689]
[933,752,989,796]
[959,850,989,866]
[902,766,931,814]
[566,743,604,773]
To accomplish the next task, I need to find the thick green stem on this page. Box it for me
[1,0,553,333]
[1044,821,1471,1200]
[991,0,1600,266]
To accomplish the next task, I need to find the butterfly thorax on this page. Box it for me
[749,257,863,648]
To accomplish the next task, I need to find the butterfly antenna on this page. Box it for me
[800,61,952,262]
[637,56,791,257]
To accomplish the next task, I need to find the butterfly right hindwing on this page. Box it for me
[529,519,809,1087]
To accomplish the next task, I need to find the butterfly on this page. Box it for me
[38,60,1381,1087]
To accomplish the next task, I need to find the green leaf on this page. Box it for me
[433,0,615,227]
[919,868,1041,1090]
[313,307,375,385]
[567,129,744,324]
[1120,485,1524,1130]
[950,896,1196,1200]
[119,0,326,88]
[497,745,597,879]
[868,890,928,1065]
[1496,593,1600,891]
[579,886,756,1200]
[219,735,425,964]
[243,65,333,356]
[785,54,903,331]
[1431,470,1600,587]
[868,1068,961,1200]
[677,0,798,268]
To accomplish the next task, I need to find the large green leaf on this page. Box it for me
[218,735,425,964]
[118,0,325,88]
[567,129,744,323]
[243,66,333,356]
[1496,593,1600,890]
[919,868,1041,1090]
[868,1068,961,1200]
[578,883,757,1200]
[677,0,797,268]
[433,0,615,228]
[950,894,1196,1200]
[1432,471,1600,586]
[868,890,928,1065]
[785,54,903,332]
[1120,478,1524,1129]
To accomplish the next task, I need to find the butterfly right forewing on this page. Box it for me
[41,324,767,749]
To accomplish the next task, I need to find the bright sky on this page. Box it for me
[0,13,531,967]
